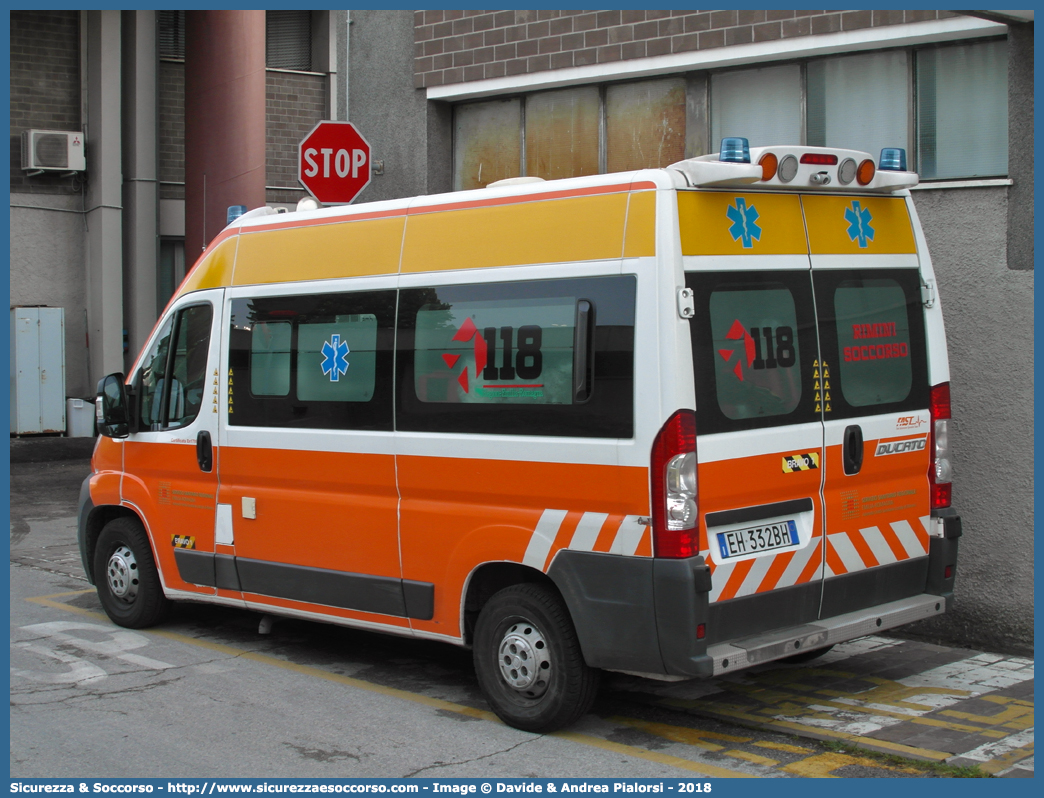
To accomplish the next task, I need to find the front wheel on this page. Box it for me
[93,516,170,629]
[473,583,599,733]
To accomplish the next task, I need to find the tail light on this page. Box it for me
[651,410,698,558]
[857,159,876,186]
[800,153,838,165]
[758,152,778,181]
[929,383,952,509]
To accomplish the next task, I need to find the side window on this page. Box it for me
[139,316,174,429]
[397,276,635,438]
[688,271,819,434]
[137,304,213,431]
[166,305,214,428]
[228,290,395,430]
[814,269,928,418]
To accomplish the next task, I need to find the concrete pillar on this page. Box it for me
[184,11,266,260]
[83,10,124,387]
[122,10,159,369]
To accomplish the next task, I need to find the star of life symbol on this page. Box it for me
[844,200,875,248]
[320,334,350,382]
[726,197,762,249]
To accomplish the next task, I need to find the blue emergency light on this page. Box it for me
[879,148,908,171]
[719,137,751,164]
[227,205,248,224]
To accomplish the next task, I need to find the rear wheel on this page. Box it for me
[473,583,599,733]
[93,516,170,628]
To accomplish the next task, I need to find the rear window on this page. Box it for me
[688,271,819,435]
[834,279,913,406]
[813,269,928,419]
[708,286,802,420]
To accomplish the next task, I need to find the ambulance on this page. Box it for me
[81,138,961,733]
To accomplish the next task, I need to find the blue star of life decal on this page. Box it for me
[320,333,350,382]
[844,200,875,248]
[726,197,762,249]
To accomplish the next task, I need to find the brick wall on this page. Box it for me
[414,9,958,89]
[266,71,327,204]
[159,61,185,200]
[10,11,81,194]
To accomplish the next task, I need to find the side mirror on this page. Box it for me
[96,373,130,438]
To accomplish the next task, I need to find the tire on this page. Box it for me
[782,644,834,664]
[473,583,599,733]
[93,516,170,629]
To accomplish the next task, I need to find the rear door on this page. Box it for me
[681,191,826,644]
[804,195,932,618]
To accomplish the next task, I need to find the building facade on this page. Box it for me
[8,9,1033,653]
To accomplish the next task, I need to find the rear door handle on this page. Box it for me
[196,430,213,473]
[842,424,863,475]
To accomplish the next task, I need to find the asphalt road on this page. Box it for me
[9,456,1031,779]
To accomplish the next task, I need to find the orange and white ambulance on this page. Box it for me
[81,138,961,732]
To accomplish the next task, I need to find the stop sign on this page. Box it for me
[298,121,372,205]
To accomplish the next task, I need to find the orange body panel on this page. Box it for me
[821,438,930,575]
[221,446,400,579]
[90,437,123,508]
[698,449,825,597]
[122,440,218,596]
[397,455,649,637]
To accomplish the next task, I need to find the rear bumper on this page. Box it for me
[548,512,960,680]
[706,592,946,676]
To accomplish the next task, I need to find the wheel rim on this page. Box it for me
[497,620,551,698]
[106,544,139,603]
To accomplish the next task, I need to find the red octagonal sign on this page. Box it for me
[298,121,372,205]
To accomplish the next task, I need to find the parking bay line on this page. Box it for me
[24,590,751,779]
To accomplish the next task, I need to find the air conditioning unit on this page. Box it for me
[21,129,86,172]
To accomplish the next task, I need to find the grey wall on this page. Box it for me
[1006,22,1033,270]
[9,197,90,398]
[906,186,1033,655]
[348,10,451,202]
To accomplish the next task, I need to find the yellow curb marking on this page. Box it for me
[978,743,1035,775]
[554,732,751,779]
[661,700,953,762]
[941,704,1033,725]
[611,716,749,753]
[781,752,921,779]
[25,591,751,778]
[753,741,814,755]
[724,750,779,767]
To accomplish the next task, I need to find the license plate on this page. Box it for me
[717,520,798,559]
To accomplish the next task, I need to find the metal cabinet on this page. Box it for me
[11,306,65,435]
